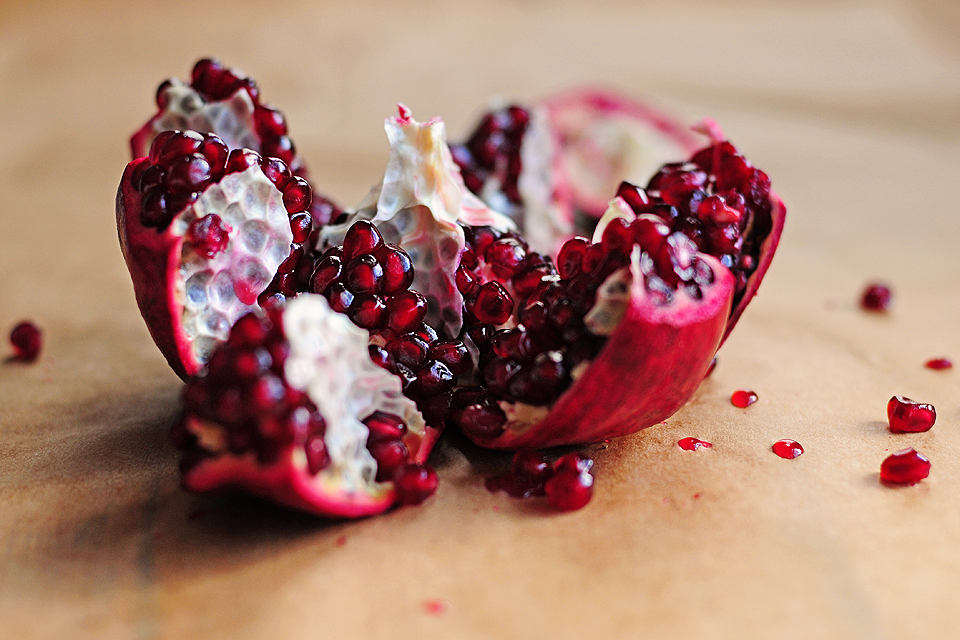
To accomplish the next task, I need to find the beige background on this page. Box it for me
[2,0,959,638]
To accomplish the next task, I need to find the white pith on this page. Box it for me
[319,110,513,339]
[177,166,293,365]
[282,294,426,494]
[516,105,571,256]
[144,79,259,154]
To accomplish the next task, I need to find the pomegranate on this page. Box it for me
[9,321,42,362]
[451,89,701,254]
[116,130,312,378]
[925,357,952,370]
[886,396,936,433]
[880,448,930,485]
[172,294,440,517]
[131,58,342,227]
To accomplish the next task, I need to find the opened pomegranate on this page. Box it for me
[131,58,342,228]
[116,130,313,378]
[451,89,700,254]
[172,294,440,517]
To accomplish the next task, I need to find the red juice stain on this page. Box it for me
[925,357,952,370]
[880,448,930,484]
[422,599,450,616]
[731,389,758,408]
[678,437,713,451]
[772,439,804,459]
[335,535,347,547]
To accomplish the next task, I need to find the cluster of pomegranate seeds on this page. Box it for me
[677,437,713,451]
[925,357,952,371]
[859,282,892,312]
[486,450,594,511]
[771,439,804,459]
[311,221,470,425]
[886,396,936,433]
[363,413,438,505]
[130,131,313,238]
[450,104,530,208]
[174,311,330,471]
[730,389,758,408]
[617,139,773,307]
[9,321,42,362]
[880,448,930,484]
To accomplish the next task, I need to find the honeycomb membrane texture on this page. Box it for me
[282,295,425,492]
[177,166,293,364]
[150,79,259,153]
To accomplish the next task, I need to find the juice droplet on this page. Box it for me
[422,599,450,616]
[880,448,930,484]
[925,357,953,371]
[772,439,803,459]
[731,389,758,408]
[678,437,713,451]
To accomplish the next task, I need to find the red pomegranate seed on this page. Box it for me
[9,321,42,362]
[342,220,383,263]
[886,396,936,433]
[880,448,930,484]
[472,281,514,325]
[393,462,439,505]
[860,282,892,311]
[677,437,712,451]
[771,439,804,459]
[187,214,230,258]
[544,467,593,511]
[925,357,952,371]
[511,449,553,483]
[730,389,758,408]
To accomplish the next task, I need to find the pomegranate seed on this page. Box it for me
[166,152,213,194]
[310,254,343,294]
[364,411,408,441]
[556,237,589,279]
[376,245,415,294]
[387,334,430,369]
[342,220,383,263]
[456,402,507,440]
[253,105,288,138]
[226,148,261,174]
[678,437,712,451]
[344,254,384,294]
[860,282,892,311]
[771,439,803,459]
[349,294,388,330]
[369,438,409,481]
[886,396,936,433]
[880,448,930,484]
[187,214,230,258]
[282,176,312,214]
[730,389,758,408]
[385,291,427,335]
[259,156,291,189]
[393,462,439,505]
[472,281,514,325]
[544,467,593,511]
[511,449,553,483]
[600,217,634,256]
[925,357,952,370]
[9,321,42,362]
[429,339,471,376]
[288,211,312,244]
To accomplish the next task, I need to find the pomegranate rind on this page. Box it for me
[467,249,734,449]
[179,295,436,518]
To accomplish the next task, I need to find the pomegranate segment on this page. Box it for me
[880,448,930,485]
[886,396,936,433]
[9,321,42,362]
[116,131,311,378]
[452,195,734,449]
[452,89,701,255]
[175,294,437,518]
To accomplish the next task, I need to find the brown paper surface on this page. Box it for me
[2,1,959,638]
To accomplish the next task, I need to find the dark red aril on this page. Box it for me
[925,357,952,371]
[9,321,42,362]
[860,282,892,312]
[886,396,936,433]
[392,462,439,505]
[544,453,594,511]
[187,214,231,258]
[880,448,930,484]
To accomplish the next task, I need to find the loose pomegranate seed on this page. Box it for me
[392,462,439,505]
[925,357,953,370]
[512,449,553,483]
[886,396,936,433]
[771,439,803,459]
[9,321,42,362]
[880,448,930,484]
[730,389,758,408]
[544,463,594,512]
[677,437,712,451]
[860,282,892,311]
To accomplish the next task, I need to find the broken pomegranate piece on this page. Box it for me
[116,131,312,378]
[173,294,439,517]
[9,321,42,362]
[451,89,701,254]
[887,396,936,433]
